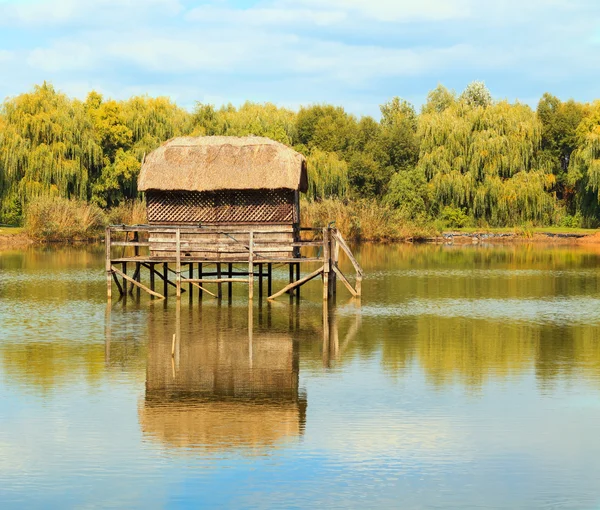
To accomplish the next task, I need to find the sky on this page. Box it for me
[0,0,599,117]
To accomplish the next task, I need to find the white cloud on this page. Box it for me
[2,0,600,115]
[287,0,473,22]
[27,43,96,72]
[0,0,182,26]
[0,50,14,63]
[187,5,347,27]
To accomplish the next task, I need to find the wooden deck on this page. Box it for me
[105,225,363,302]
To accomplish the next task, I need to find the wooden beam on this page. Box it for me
[332,230,363,276]
[332,265,359,298]
[111,265,165,299]
[186,280,218,299]
[268,266,324,301]
[182,278,248,284]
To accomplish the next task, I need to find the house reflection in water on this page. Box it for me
[137,305,307,453]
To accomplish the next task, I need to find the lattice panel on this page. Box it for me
[147,190,297,224]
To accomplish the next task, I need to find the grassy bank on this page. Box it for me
[2,196,598,246]
[301,198,438,241]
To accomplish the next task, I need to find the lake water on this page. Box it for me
[1,243,600,509]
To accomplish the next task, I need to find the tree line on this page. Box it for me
[1,81,600,228]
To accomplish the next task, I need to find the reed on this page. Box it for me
[301,198,438,241]
[106,199,147,225]
[24,196,106,241]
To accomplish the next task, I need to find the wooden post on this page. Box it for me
[295,262,300,302]
[105,227,112,300]
[330,231,337,298]
[198,263,203,301]
[150,262,155,299]
[217,263,222,300]
[288,263,294,301]
[189,262,194,304]
[134,231,140,299]
[323,228,330,301]
[228,263,233,301]
[248,231,254,300]
[163,263,168,298]
[175,229,181,299]
[267,263,272,297]
[258,263,263,300]
[122,262,127,297]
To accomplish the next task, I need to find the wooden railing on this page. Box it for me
[105,225,362,301]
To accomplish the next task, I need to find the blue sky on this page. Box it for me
[0,0,599,116]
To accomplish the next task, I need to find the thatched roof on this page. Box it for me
[138,136,308,193]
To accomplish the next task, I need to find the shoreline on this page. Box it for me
[2,229,599,250]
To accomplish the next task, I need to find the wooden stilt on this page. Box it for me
[105,227,112,300]
[199,263,203,301]
[112,272,124,296]
[189,263,194,303]
[295,262,300,302]
[288,263,295,303]
[217,263,222,300]
[150,262,155,299]
[267,263,272,297]
[163,263,168,298]
[228,263,233,302]
[323,228,330,301]
[258,263,263,300]
[122,262,127,297]
[134,232,141,298]
[329,231,337,298]
[248,232,254,300]
[130,262,141,297]
[175,229,181,299]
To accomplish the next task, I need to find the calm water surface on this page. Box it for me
[1,243,600,509]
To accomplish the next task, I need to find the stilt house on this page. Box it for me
[137,136,307,260]
[105,135,362,302]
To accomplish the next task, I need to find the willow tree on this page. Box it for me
[0,83,102,222]
[304,149,349,201]
[567,100,600,224]
[418,84,555,225]
[90,94,191,207]
[191,101,297,146]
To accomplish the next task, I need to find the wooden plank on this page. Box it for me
[111,242,150,247]
[147,244,294,253]
[332,265,359,298]
[113,256,324,263]
[182,278,249,283]
[268,266,324,301]
[111,265,165,299]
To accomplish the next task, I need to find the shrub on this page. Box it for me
[107,199,147,225]
[440,206,471,229]
[301,198,438,241]
[25,196,106,241]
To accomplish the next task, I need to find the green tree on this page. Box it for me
[567,101,600,225]
[537,93,586,205]
[0,83,102,223]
